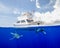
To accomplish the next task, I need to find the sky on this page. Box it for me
[0,0,59,27]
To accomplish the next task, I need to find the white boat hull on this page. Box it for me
[14,23,60,28]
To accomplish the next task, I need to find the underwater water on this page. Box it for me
[0,26,60,48]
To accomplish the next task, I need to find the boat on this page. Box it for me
[13,11,60,28]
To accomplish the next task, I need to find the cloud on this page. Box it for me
[54,0,60,8]
[13,8,20,15]
[0,15,15,27]
[36,0,40,8]
[33,0,60,24]
[0,3,20,26]
[35,0,55,9]
[30,0,35,2]
[33,12,55,23]
[0,3,10,13]
[30,0,40,8]
[44,0,54,8]
[0,2,20,15]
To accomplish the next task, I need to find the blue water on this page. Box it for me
[0,26,60,48]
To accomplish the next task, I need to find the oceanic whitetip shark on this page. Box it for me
[9,32,23,40]
[9,28,46,40]
[36,28,46,34]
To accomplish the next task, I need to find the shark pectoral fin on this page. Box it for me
[43,31,46,34]
[9,37,15,40]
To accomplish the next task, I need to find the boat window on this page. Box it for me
[21,20,25,23]
[26,19,33,22]
[17,21,20,23]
